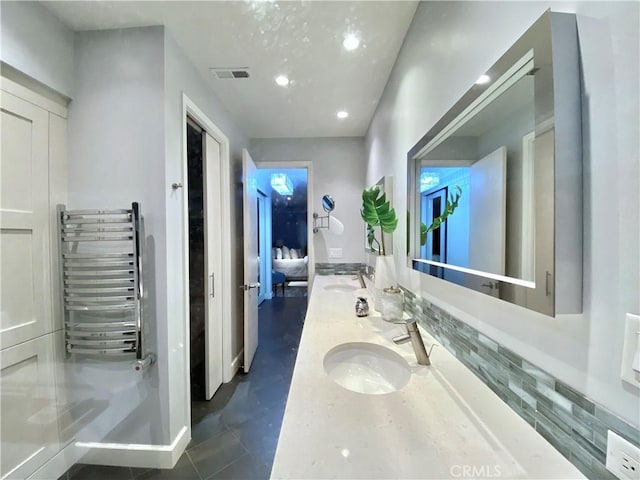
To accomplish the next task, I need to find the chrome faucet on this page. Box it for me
[393,320,431,365]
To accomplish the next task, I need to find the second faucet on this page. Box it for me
[393,320,431,365]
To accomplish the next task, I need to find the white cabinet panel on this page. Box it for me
[0,79,69,480]
[0,91,52,349]
[0,335,60,479]
[1,232,36,330]
[0,110,34,212]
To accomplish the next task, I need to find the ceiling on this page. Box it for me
[43,1,419,139]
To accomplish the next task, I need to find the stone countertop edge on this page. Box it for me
[270,274,585,480]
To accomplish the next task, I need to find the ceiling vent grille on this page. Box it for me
[210,68,250,79]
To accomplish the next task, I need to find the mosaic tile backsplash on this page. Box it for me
[401,286,640,480]
[315,262,367,276]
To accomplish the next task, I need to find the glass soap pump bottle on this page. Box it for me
[381,286,404,322]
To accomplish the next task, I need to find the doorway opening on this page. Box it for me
[186,119,206,401]
[184,113,224,411]
[256,167,310,300]
[182,94,235,451]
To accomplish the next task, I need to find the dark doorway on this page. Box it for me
[187,120,206,402]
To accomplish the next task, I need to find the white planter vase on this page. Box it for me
[373,255,396,312]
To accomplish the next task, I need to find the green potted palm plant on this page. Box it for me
[361,185,398,311]
[361,183,462,311]
[361,185,398,256]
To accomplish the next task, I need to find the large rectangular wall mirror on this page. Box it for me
[406,11,582,317]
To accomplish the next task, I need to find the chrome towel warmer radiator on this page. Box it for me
[58,203,153,369]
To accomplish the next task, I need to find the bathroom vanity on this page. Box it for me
[270,275,584,479]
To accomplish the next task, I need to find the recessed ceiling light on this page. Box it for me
[475,74,491,85]
[275,75,289,87]
[343,34,360,51]
[337,111,349,119]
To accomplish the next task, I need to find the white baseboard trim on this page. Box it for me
[74,425,189,469]
[230,349,243,378]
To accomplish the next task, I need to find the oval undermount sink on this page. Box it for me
[323,284,358,292]
[323,342,411,395]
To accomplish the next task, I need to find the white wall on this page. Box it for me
[366,1,639,426]
[163,29,249,434]
[70,24,253,447]
[0,1,74,97]
[250,137,367,264]
[2,1,252,454]
[0,3,180,469]
[68,26,168,445]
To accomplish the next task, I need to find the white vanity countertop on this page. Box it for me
[270,275,585,480]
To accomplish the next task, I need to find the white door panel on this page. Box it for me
[204,133,223,399]
[468,146,507,297]
[1,91,52,349]
[242,150,259,373]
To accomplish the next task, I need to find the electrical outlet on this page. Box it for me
[620,313,640,388]
[607,430,640,479]
[328,248,343,259]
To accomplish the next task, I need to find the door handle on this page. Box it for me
[240,282,260,291]
[209,273,215,298]
[545,271,552,297]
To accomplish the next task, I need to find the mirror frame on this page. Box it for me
[406,11,582,317]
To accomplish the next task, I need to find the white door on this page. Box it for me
[203,133,223,399]
[0,91,52,350]
[242,149,260,373]
[468,146,507,297]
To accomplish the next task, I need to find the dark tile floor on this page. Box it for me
[62,295,307,480]
[277,284,308,298]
